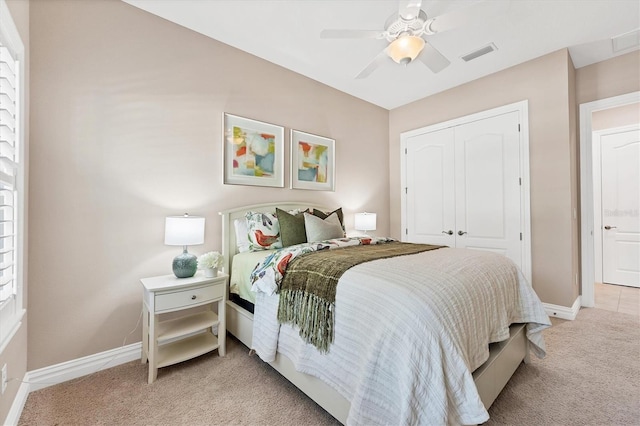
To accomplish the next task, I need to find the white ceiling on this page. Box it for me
[122,0,640,110]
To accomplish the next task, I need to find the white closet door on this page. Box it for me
[454,112,522,264]
[403,111,523,268]
[405,127,456,246]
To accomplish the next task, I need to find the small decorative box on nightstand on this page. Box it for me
[141,272,227,384]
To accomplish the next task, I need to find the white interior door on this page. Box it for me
[405,127,456,246]
[601,127,640,287]
[454,112,522,262]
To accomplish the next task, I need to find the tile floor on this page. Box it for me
[594,282,640,317]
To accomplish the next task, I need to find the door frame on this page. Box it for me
[579,91,640,307]
[400,100,531,284]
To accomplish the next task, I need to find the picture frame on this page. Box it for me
[290,129,335,191]
[223,113,284,187]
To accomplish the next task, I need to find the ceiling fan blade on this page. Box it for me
[418,43,451,73]
[398,0,423,21]
[428,0,509,34]
[320,29,385,39]
[355,49,391,79]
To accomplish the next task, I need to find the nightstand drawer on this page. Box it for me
[155,283,224,312]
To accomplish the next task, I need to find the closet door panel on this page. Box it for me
[457,136,506,240]
[405,128,455,246]
[454,112,521,265]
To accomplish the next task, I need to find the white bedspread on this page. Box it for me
[252,247,551,425]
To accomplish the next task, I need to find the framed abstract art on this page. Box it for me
[290,130,335,191]
[223,113,284,187]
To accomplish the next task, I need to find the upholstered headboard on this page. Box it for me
[218,202,330,276]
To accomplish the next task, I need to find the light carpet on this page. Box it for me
[18,308,639,425]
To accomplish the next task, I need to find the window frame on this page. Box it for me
[0,0,25,354]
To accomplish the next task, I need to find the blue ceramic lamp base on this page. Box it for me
[172,248,197,278]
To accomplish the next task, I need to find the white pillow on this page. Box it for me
[233,218,251,253]
[304,212,344,242]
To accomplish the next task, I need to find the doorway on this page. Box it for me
[579,91,640,307]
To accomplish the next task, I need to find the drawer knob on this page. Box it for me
[191,295,196,300]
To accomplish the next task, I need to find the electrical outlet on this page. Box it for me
[1,364,7,394]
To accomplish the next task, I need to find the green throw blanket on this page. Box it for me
[277,242,444,352]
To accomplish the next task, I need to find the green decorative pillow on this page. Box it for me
[312,207,345,235]
[304,212,344,242]
[276,208,308,247]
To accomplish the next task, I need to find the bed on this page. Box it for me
[220,202,551,425]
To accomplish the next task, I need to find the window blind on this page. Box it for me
[0,43,17,306]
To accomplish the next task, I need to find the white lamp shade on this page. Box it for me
[164,215,205,246]
[387,35,425,64]
[355,212,377,231]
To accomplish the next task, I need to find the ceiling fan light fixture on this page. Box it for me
[387,35,425,65]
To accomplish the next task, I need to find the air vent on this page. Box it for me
[612,28,640,53]
[461,43,497,62]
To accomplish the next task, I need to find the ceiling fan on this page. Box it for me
[320,0,504,79]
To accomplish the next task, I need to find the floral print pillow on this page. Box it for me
[245,211,283,251]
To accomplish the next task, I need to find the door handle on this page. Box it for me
[604,225,617,230]
[442,230,453,235]
[458,230,467,236]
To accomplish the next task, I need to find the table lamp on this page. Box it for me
[165,214,205,278]
[355,212,376,237]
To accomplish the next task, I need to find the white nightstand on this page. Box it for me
[141,272,227,384]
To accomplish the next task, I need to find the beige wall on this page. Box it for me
[568,53,580,303]
[576,51,640,105]
[592,102,640,131]
[389,49,579,307]
[28,0,389,370]
[0,0,29,423]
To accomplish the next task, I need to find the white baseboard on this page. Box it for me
[27,342,142,392]
[544,296,581,320]
[4,381,29,426]
[4,343,141,425]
